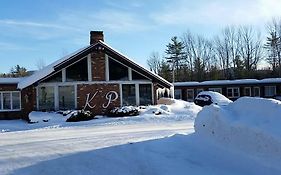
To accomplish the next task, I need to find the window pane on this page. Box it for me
[227,89,232,97]
[12,92,20,109]
[265,86,276,97]
[66,58,88,82]
[59,86,75,110]
[234,88,239,97]
[139,84,152,105]
[109,58,129,80]
[244,88,251,96]
[132,70,148,80]
[42,71,62,83]
[39,86,55,111]
[253,87,260,97]
[3,93,11,110]
[122,84,136,106]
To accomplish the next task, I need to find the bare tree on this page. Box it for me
[238,26,263,75]
[182,31,215,81]
[147,51,161,74]
[36,59,46,70]
[214,26,241,79]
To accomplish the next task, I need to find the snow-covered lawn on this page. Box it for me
[1,98,281,175]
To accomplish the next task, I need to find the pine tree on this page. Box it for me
[165,36,186,82]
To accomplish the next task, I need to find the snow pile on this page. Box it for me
[195,97,281,166]
[196,91,232,105]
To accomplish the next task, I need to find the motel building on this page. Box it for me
[0,31,173,120]
[174,79,281,102]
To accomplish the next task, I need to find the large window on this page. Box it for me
[264,86,276,97]
[227,87,240,98]
[0,91,21,111]
[132,70,148,80]
[38,86,55,111]
[187,89,194,101]
[66,58,88,82]
[122,84,136,106]
[42,71,62,83]
[139,84,152,105]
[109,58,129,80]
[59,86,75,110]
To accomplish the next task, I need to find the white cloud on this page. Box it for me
[150,0,281,27]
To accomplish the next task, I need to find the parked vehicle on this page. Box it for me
[194,91,232,107]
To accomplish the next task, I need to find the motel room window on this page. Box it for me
[227,87,240,98]
[109,58,129,81]
[187,89,194,101]
[253,87,260,97]
[59,86,75,110]
[209,88,222,94]
[264,86,276,97]
[174,89,182,99]
[66,58,88,82]
[244,87,251,96]
[139,84,152,105]
[38,86,55,111]
[132,70,149,80]
[0,91,21,111]
[122,84,136,106]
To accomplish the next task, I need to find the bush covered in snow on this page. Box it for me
[66,110,95,122]
[107,106,140,117]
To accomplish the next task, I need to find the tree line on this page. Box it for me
[147,19,281,82]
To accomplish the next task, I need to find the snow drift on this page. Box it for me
[195,97,281,167]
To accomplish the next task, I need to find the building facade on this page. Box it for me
[174,79,281,102]
[0,31,173,120]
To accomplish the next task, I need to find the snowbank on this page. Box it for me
[195,97,281,167]
[1,99,201,132]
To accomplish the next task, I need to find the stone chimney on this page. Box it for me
[90,31,104,45]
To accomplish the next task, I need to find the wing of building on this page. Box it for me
[174,79,281,102]
[0,31,173,120]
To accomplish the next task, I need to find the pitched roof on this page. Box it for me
[18,41,172,89]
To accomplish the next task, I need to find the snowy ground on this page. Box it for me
[1,98,281,175]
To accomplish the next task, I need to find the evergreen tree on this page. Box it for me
[165,36,186,82]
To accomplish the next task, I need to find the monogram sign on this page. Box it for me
[83,91,119,110]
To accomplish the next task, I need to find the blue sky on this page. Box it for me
[0,0,280,72]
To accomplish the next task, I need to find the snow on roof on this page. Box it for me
[0,78,22,84]
[99,41,172,87]
[174,78,281,87]
[18,40,172,89]
[18,45,91,89]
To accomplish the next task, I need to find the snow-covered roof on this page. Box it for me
[18,41,172,89]
[0,78,22,84]
[174,78,281,87]
[17,45,93,89]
